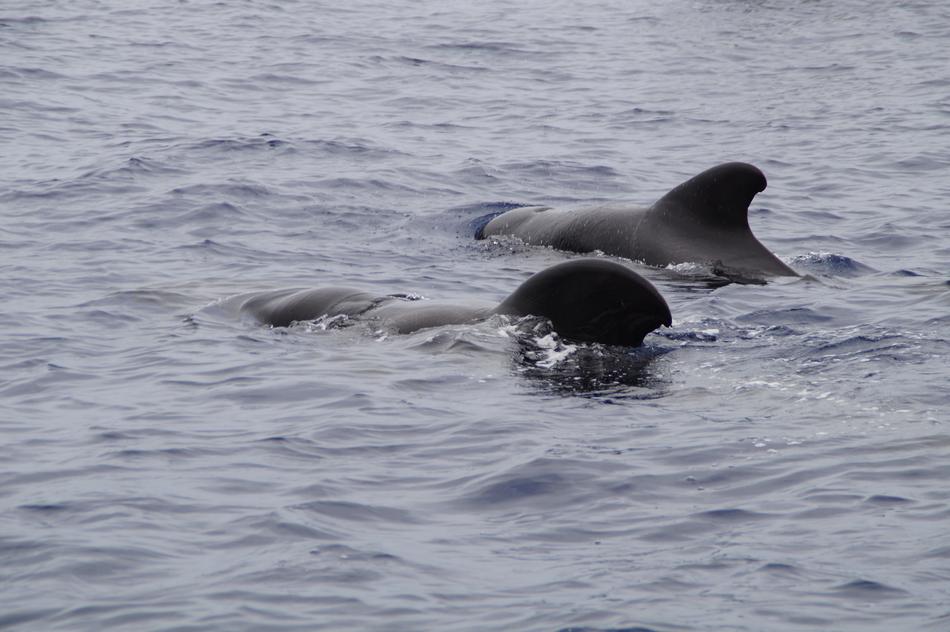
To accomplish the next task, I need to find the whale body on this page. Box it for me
[240,259,672,347]
[478,162,797,281]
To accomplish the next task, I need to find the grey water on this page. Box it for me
[2,1,949,630]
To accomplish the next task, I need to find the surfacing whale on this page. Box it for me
[240,259,672,347]
[477,162,798,281]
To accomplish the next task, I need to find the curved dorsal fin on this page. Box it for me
[494,259,671,347]
[652,162,767,229]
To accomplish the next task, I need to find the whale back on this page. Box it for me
[494,259,671,347]
[242,287,377,327]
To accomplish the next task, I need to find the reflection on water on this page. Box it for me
[513,330,670,399]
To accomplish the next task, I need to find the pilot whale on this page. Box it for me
[239,259,672,347]
[477,162,798,280]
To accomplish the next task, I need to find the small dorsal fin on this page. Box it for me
[652,162,767,229]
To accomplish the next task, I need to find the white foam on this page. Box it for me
[532,334,578,368]
[302,314,349,332]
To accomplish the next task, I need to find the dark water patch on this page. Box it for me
[170,181,274,199]
[801,491,863,505]
[253,435,328,461]
[0,609,60,629]
[298,138,405,159]
[832,579,908,599]
[169,239,256,258]
[893,152,950,171]
[230,515,339,542]
[56,544,174,578]
[928,546,950,558]
[105,446,222,463]
[0,536,47,555]
[613,106,676,126]
[498,160,625,194]
[218,379,360,407]
[247,72,326,86]
[312,176,424,195]
[370,54,490,74]
[233,557,385,586]
[452,160,505,185]
[1,365,101,399]
[0,181,102,203]
[854,227,921,250]
[77,308,141,327]
[92,430,139,442]
[166,202,250,226]
[454,457,604,509]
[208,588,363,607]
[202,532,278,550]
[694,508,769,523]
[736,307,835,327]
[186,135,295,154]
[799,333,923,366]
[504,160,620,179]
[79,155,188,181]
[79,289,198,311]
[1,66,67,80]
[428,40,536,56]
[0,15,49,26]
[309,544,407,566]
[0,98,78,114]
[56,497,228,521]
[198,475,282,496]
[0,541,56,571]
[757,562,803,576]
[559,627,661,632]
[291,501,417,524]
[865,494,913,505]
[56,607,182,630]
[467,472,566,505]
[19,502,71,513]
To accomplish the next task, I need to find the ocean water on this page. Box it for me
[2,1,949,630]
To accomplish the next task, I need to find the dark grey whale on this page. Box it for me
[241,259,672,347]
[478,162,798,281]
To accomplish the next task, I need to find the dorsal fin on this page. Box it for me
[494,259,671,347]
[652,162,766,229]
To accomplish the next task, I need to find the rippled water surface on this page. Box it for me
[2,1,949,630]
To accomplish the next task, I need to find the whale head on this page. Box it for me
[494,259,672,347]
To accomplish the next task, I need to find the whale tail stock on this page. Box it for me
[494,259,671,347]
